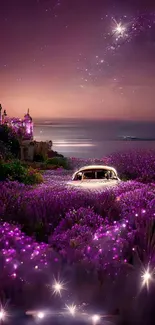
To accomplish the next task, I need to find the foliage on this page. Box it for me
[0,171,149,241]
[33,153,47,162]
[47,149,63,158]
[24,167,44,185]
[32,155,70,170]
[0,140,13,160]
[0,160,43,185]
[0,221,55,299]
[0,124,20,158]
[1,151,155,317]
[107,149,155,183]
[46,156,70,169]
[69,149,155,184]
[0,159,26,182]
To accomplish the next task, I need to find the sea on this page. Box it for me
[33,119,155,159]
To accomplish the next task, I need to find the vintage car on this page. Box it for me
[68,165,120,188]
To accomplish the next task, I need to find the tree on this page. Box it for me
[0,124,20,158]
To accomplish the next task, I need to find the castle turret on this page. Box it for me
[23,109,33,140]
[2,109,8,124]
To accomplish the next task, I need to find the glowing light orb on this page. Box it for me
[66,304,76,316]
[92,314,101,324]
[141,268,152,288]
[37,312,45,319]
[0,309,5,320]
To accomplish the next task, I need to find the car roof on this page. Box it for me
[77,165,117,173]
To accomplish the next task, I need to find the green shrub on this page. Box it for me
[0,141,14,160]
[33,153,47,162]
[46,156,70,169]
[0,160,26,182]
[0,160,43,185]
[23,167,43,185]
[0,125,20,158]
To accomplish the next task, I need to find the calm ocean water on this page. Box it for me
[33,119,155,159]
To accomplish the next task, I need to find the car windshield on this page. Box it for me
[73,168,117,180]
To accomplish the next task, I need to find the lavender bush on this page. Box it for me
[0,174,153,242]
[50,207,131,279]
[1,150,155,318]
[69,149,155,183]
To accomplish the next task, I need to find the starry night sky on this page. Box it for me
[1,0,155,120]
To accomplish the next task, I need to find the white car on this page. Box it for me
[68,165,120,188]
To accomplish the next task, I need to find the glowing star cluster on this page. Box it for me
[0,222,51,283]
[76,12,155,86]
[27,307,104,324]
[24,263,155,322]
[5,262,155,323]
[113,20,126,38]
[85,219,130,272]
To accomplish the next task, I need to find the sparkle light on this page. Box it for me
[114,22,126,37]
[52,280,65,296]
[77,13,155,85]
[66,304,76,316]
[141,267,152,288]
[0,309,5,321]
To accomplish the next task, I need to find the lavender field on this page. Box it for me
[1,149,155,324]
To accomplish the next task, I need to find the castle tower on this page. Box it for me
[2,109,7,124]
[23,108,33,140]
[4,110,7,117]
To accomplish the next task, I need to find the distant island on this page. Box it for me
[117,135,155,141]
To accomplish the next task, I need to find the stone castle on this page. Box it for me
[0,104,33,140]
[0,104,52,161]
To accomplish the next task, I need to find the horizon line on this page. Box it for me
[33,117,155,123]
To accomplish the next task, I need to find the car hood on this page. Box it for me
[67,179,120,189]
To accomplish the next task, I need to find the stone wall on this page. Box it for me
[20,140,52,161]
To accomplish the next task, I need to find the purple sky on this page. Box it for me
[1,0,155,120]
